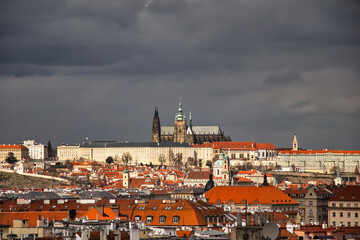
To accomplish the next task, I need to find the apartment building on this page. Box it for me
[283,187,333,224]
[328,186,360,227]
[205,186,299,220]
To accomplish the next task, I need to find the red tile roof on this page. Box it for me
[205,186,298,205]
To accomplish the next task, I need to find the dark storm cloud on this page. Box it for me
[264,70,304,86]
[0,0,359,150]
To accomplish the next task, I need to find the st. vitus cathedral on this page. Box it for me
[151,99,231,144]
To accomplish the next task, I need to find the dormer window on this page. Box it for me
[173,216,180,224]
[159,216,166,224]
[146,216,153,223]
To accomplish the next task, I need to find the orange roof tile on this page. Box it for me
[205,186,298,205]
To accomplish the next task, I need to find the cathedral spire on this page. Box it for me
[175,97,186,121]
[152,106,161,142]
[189,111,192,127]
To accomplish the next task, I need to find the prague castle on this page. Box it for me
[151,99,231,144]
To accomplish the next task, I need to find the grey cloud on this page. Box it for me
[263,70,304,86]
[0,0,359,150]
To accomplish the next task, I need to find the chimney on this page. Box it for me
[236,213,242,226]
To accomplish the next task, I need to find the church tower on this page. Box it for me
[292,133,298,151]
[123,166,130,189]
[174,98,187,143]
[185,111,195,143]
[151,107,161,142]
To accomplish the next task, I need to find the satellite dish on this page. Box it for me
[262,222,280,240]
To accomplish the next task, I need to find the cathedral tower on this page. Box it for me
[151,107,161,142]
[174,98,187,143]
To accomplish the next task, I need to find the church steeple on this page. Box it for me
[292,133,298,151]
[151,107,161,142]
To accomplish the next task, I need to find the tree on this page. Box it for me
[47,140,52,159]
[168,150,174,166]
[274,164,282,171]
[291,164,296,172]
[174,153,183,167]
[106,156,114,164]
[158,154,166,166]
[187,157,197,167]
[355,166,360,176]
[206,160,212,168]
[5,152,18,164]
[121,152,132,165]
[65,160,73,170]
[330,166,338,175]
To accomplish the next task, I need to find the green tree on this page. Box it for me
[206,160,212,168]
[47,140,52,159]
[121,152,132,165]
[5,152,18,164]
[274,164,282,171]
[106,156,114,164]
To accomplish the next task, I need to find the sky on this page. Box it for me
[0,0,359,150]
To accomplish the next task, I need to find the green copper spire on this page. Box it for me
[175,97,186,121]
[189,111,192,127]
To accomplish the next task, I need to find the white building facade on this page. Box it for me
[23,140,48,160]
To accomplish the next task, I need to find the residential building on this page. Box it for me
[283,187,334,224]
[328,186,360,227]
[205,186,299,220]
[0,145,29,161]
[23,140,48,160]
[131,199,229,237]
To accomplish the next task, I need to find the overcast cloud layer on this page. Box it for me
[0,0,359,150]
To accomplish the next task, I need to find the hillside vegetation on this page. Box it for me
[0,172,66,189]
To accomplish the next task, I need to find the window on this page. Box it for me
[146,216,153,223]
[356,213,358,218]
[135,216,141,221]
[139,207,145,210]
[340,212,343,217]
[173,216,180,224]
[340,203,344,207]
[332,203,336,207]
[333,221,336,227]
[309,210,313,216]
[309,201,313,206]
[348,212,351,218]
[159,216,166,224]
[348,222,351,227]
[355,204,359,208]
[355,222,358,226]
[333,212,336,217]
[347,203,351,207]
[165,206,172,210]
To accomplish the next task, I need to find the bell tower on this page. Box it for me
[174,98,186,143]
[292,133,298,151]
[151,107,161,142]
